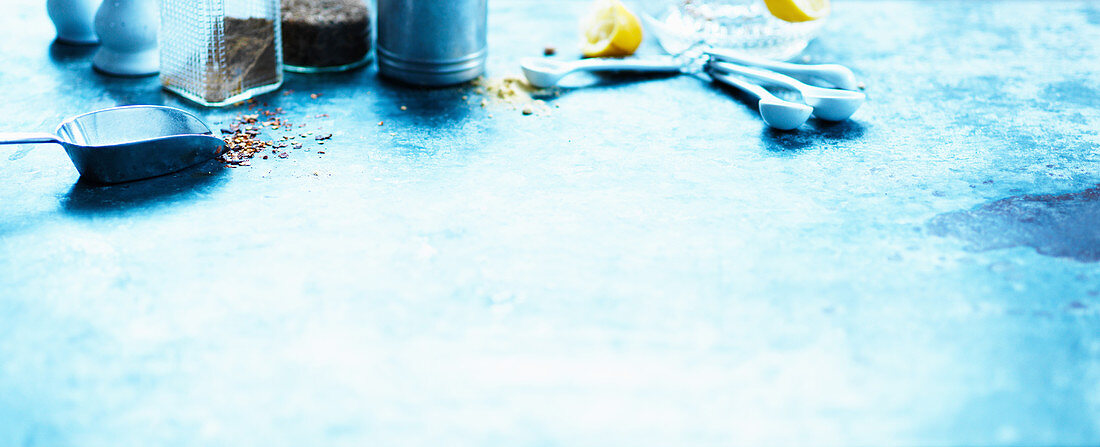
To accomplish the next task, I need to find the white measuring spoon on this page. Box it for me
[707,68,811,130]
[705,48,859,90]
[520,56,685,88]
[708,60,864,121]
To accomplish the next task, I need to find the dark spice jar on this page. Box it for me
[281,0,372,72]
[161,0,283,106]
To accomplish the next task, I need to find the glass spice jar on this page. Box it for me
[160,0,283,107]
[637,0,825,60]
[281,0,373,72]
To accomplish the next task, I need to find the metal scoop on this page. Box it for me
[0,105,225,184]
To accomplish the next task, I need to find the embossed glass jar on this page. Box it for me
[161,0,284,106]
[637,0,825,60]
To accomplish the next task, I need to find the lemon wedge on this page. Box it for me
[580,0,643,58]
[762,0,830,23]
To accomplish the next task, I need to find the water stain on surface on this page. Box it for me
[928,186,1100,262]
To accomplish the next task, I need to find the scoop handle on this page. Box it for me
[0,133,64,145]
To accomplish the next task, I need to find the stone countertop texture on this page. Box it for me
[1,0,1099,446]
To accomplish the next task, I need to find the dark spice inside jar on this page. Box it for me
[206,17,278,103]
[281,0,371,68]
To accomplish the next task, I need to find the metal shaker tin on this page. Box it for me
[377,0,487,86]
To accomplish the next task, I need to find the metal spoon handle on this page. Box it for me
[0,132,63,145]
[708,60,806,92]
[705,48,858,90]
[708,68,771,101]
[572,56,684,73]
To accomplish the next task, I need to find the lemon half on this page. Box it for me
[762,0,831,23]
[581,0,643,58]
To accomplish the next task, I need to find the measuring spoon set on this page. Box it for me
[520,49,864,131]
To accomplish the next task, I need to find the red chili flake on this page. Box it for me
[318,151,325,154]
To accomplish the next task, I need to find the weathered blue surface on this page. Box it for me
[1,1,1099,446]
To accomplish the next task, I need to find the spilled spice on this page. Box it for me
[221,114,269,166]
[472,76,558,116]
[219,101,334,167]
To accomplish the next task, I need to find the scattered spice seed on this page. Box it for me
[522,106,533,115]
[378,121,383,126]
[310,93,319,99]
[543,45,556,56]
[473,75,554,115]
[218,102,333,167]
[400,105,407,111]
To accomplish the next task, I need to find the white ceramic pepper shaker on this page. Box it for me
[47,0,102,44]
[92,0,159,76]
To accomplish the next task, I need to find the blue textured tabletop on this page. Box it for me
[2,0,1099,446]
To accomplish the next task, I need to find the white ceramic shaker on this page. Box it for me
[92,0,159,76]
[47,0,102,44]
